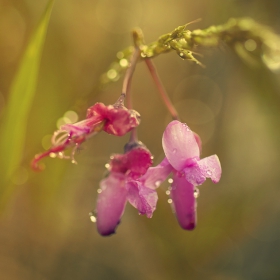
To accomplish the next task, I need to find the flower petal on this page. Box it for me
[126,181,158,218]
[162,121,200,171]
[140,157,173,189]
[184,154,222,186]
[96,173,127,236]
[126,147,153,177]
[171,172,197,230]
[61,115,103,136]
[86,102,140,136]
[104,108,140,136]
[198,155,222,183]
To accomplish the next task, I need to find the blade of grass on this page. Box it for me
[0,0,55,207]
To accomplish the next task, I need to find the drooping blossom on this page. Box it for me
[151,121,222,230]
[95,141,166,236]
[31,102,140,171]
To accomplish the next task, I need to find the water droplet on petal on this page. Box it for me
[105,163,110,169]
[97,189,102,194]
[168,178,173,184]
[194,189,200,198]
[167,198,173,204]
[182,123,190,131]
[155,181,161,187]
[89,212,97,223]
[150,156,154,160]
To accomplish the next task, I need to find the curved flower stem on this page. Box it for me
[121,47,141,143]
[145,59,179,120]
[120,47,141,108]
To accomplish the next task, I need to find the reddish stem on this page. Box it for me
[145,59,179,120]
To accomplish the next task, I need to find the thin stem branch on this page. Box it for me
[145,58,179,120]
[120,47,141,143]
[121,47,141,109]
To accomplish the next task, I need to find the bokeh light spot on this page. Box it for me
[244,39,257,52]
[10,167,28,185]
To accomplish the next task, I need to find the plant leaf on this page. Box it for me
[0,0,55,205]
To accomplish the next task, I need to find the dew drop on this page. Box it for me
[168,178,173,184]
[150,156,154,160]
[167,198,173,204]
[166,190,170,195]
[97,189,102,194]
[194,189,200,198]
[105,163,110,169]
[155,181,161,187]
[89,212,97,223]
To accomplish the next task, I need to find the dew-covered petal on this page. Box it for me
[126,181,158,218]
[162,121,200,171]
[184,154,222,186]
[140,157,173,189]
[96,173,127,236]
[171,172,197,230]
[198,154,221,183]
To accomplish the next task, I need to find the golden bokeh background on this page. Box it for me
[0,0,280,279]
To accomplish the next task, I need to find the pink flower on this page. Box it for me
[96,142,160,236]
[32,102,140,171]
[154,121,222,230]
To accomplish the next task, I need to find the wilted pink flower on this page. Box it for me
[32,102,140,171]
[95,142,160,236]
[152,121,222,230]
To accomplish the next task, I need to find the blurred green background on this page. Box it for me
[0,0,280,279]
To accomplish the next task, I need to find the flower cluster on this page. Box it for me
[32,45,222,236]
[32,101,140,171]
[93,120,221,235]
